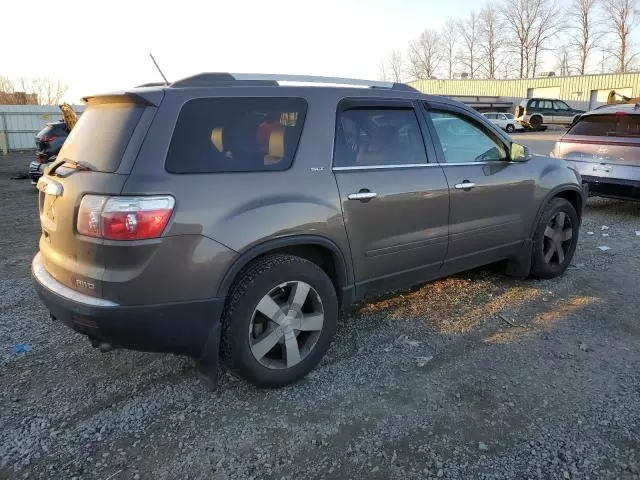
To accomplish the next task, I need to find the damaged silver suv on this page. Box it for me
[32,73,587,388]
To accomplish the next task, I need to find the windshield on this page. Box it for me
[57,103,144,172]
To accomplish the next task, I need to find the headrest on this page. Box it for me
[267,125,285,159]
[211,127,224,152]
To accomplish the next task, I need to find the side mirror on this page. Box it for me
[510,142,531,162]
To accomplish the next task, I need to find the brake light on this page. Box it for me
[40,135,57,142]
[77,195,175,240]
[616,111,626,117]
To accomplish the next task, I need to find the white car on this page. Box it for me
[482,112,522,133]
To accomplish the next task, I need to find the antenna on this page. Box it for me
[149,53,169,85]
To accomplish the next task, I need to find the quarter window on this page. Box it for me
[429,111,508,163]
[166,97,307,173]
[333,108,428,168]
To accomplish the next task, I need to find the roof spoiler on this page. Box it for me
[82,89,164,107]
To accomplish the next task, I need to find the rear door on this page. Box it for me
[423,103,535,272]
[332,99,450,297]
[37,95,157,299]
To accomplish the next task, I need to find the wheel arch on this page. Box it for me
[217,235,353,304]
[529,184,584,238]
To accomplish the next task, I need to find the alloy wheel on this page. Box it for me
[542,211,573,265]
[249,281,324,369]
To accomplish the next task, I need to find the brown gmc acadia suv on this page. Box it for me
[32,73,587,387]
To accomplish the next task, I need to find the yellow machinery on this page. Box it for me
[59,103,78,131]
[607,90,640,105]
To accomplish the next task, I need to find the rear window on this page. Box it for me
[37,123,67,137]
[567,114,640,137]
[58,103,144,172]
[166,97,307,173]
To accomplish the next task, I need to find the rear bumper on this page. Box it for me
[32,253,224,357]
[581,175,640,199]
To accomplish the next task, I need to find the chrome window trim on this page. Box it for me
[331,160,519,171]
[333,163,431,171]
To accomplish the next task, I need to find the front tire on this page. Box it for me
[221,254,338,388]
[530,198,579,279]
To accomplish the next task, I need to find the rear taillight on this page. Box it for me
[40,135,57,142]
[77,195,175,240]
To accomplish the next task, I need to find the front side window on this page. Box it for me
[554,101,570,111]
[166,97,307,173]
[333,108,427,168]
[429,111,508,163]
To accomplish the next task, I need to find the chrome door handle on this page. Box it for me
[454,182,476,190]
[348,192,377,200]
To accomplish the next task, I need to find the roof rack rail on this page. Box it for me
[170,72,419,91]
[135,82,168,88]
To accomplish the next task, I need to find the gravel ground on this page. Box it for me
[1,152,640,479]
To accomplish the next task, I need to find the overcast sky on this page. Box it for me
[3,0,484,101]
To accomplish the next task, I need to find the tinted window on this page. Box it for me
[166,97,307,173]
[58,103,144,172]
[333,108,427,167]
[430,111,508,163]
[36,125,55,138]
[568,114,640,137]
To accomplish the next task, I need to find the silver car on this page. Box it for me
[551,104,640,200]
[482,112,522,133]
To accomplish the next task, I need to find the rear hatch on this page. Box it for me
[554,112,640,177]
[37,93,160,300]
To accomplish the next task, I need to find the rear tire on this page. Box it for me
[529,115,543,129]
[530,198,579,279]
[221,254,338,388]
[506,124,515,133]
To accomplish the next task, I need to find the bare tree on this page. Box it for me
[378,59,389,82]
[441,18,458,79]
[530,0,564,77]
[568,0,601,74]
[503,0,535,78]
[601,0,640,72]
[388,49,404,82]
[19,77,68,105]
[503,0,563,78]
[457,11,481,78]
[554,45,573,75]
[478,4,502,78]
[407,29,443,79]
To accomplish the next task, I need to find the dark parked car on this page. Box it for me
[28,120,69,183]
[32,73,586,388]
[515,98,585,129]
[551,103,640,199]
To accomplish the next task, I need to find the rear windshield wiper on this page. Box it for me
[69,160,95,171]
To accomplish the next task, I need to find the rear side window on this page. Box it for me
[58,103,144,172]
[166,97,307,173]
[567,114,640,137]
[333,108,428,168]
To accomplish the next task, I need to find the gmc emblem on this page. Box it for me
[75,279,95,291]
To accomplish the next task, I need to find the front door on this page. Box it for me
[552,100,573,125]
[333,100,450,298]
[424,104,536,273]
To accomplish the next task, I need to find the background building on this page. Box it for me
[410,73,640,112]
